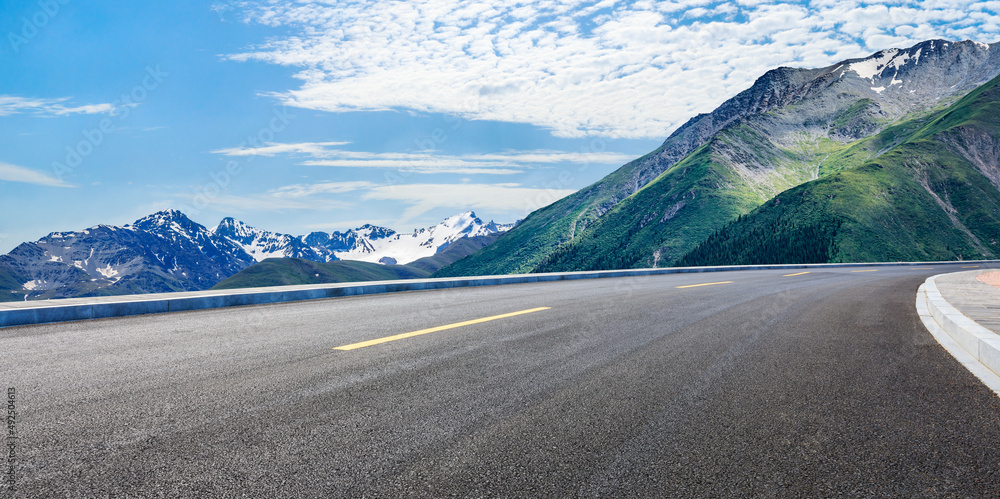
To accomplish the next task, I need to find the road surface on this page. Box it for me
[3,265,1000,496]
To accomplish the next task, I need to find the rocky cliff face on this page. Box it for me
[940,125,1000,192]
[620,40,1000,203]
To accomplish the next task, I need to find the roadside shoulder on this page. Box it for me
[919,271,1000,396]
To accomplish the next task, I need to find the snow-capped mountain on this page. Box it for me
[1,210,255,299]
[834,40,998,102]
[0,210,514,300]
[324,212,515,265]
[210,211,512,266]
[212,217,325,262]
[227,223,399,264]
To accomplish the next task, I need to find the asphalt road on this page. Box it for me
[3,264,1000,497]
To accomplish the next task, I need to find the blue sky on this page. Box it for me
[2,0,999,253]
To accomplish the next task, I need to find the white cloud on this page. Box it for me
[256,178,576,222]
[299,159,524,175]
[270,181,379,198]
[0,96,118,117]
[227,0,1000,139]
[0,162,72,187]
[213,141,636,174]
[210,141,352,157]
[362,183,576,220]
[50,103,117,116]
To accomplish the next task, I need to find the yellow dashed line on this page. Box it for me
[333,307,551,351]
[676,281,734,289]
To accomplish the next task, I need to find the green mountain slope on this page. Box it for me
[433,66,841,277]
[212,259,430,290]
[529,109,954,272]
[531,126,844,271]
[0,261,26,302]
[438,119,849,276]
[436,40,1000,276]
[676,74,1000,265]
[404,234,499,274]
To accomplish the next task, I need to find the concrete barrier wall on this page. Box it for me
[923,275,1000,378]
[2,260,998,329]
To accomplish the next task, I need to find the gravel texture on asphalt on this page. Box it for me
[2,265,1000,497]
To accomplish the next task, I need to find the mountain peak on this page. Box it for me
[352,224,396,240]
[440,211,482,229]
[212,217,254,238]
[132,209,194,228]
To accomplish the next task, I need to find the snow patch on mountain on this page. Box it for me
[213,211,514,266]
[847,47,918,88]
[96,264,120,281]
[333,211,509,264]
[849,49,900,81]
[211,217,307,262]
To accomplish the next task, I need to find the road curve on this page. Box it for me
[3,265,1000,497]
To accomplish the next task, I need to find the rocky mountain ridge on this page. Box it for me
[676,71,1000,265]
[1,210,512,300]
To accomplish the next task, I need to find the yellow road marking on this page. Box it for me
[332,307,551,351]
[676,281,733,289]
[963,265,981,268]
[851,270,878,272]
[783,272,811,277]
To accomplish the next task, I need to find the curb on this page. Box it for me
[2,259,998,329]
[919,275,1000,395]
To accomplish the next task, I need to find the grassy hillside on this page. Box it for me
[434,72,882,276]
[430,167,638,277]
[212,259,430,290]
[0,261,26,302]
[431,67,820,279]
[436,44,996,276]
[405,234,499,274]
[530,122,850,272]
[529,96,976,273]
[677,75,1000,265]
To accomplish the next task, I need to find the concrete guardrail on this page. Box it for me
[3,260,998,329]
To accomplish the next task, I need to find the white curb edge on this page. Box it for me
[918,277,1000,397]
